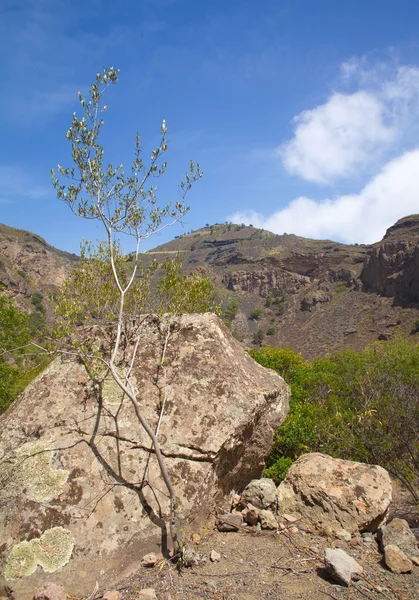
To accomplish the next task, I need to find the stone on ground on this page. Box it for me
[216,513,243,532]
[242,503,259,526]
[103,592,122,600]
[384,544,413,574]
[141,553,157,568]
[137,590,157,600]
[210,550,221,562]
[379,518,419,558]
[33,583,66,600]
[241,478,277,509]
[0,314,289,599]
[277,453,392,534]
[324,548,363,586]
[259,509,278,530]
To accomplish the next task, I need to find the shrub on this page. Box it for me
[223,298,239,329]
[252,329,264,346]
[266,327,276,336]
[250,342,419,499]
[250,307,263,320]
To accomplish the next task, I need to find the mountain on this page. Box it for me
[146,217,419,358]
[0,223,78,321]
[1,217,419,358]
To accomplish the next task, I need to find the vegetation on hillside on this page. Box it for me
[250,342,419,501]
[0,296,49,413]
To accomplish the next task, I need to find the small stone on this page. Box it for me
[242,503,259,526]
[142,552,157,567]
[210,550,221,562]
[324,548,363,586]
[282,513,298,523]
[103,592,122,600]
[289,526,299,535]
[336,529,351,542]
[137,590,157,600]
[216,513,243,532]
[191,533,201,543]
[256,522,262,532]
[411,557,419,566]
[278,521,286,530]
[259,509,278,530]
[384,544,413,573]
[33,583,67,600]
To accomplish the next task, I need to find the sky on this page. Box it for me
[1,0,419,253]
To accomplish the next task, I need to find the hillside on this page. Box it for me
[1,217,419,358]
[145,217,419,358]
[0,223,78,321]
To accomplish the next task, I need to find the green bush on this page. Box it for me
[223,298,239,329]
[250,307,263,320]
[252,329,264,346]
[266,326,276,336]
[250,342,419,500]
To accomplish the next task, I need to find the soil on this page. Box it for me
[90,510,419,600]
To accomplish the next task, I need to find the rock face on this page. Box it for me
[276,453,392,534]
[0,314,290,599]
[362,215,419,303]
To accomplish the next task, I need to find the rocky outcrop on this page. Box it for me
[276,453,392,534]
[223,268,310,298]
[362,215,419,303]
[0,314,289,599]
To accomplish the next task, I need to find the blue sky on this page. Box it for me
[1,0,419,253]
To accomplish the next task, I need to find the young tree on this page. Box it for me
[51,67,205,555]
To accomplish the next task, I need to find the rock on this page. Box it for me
[412,557,419,566]
[216,513,243,532]
[277,453,392,534]
[242,503,259,526]
[142,552,157,567]
[336,530,352,542]
[324,548,363,586]
[103,592,122,600]
[288,526,299,535]
[259,509,278,530]
[210,550,221,562]
[33,584,67,600]
[384,544,413,574]
[300,291,332,312]
[241,478,277,509]
[379,518,419,558]
[362,215,419,303]
[137,590,157,600]
[0,314,290,599]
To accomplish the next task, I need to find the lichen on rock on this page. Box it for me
[4,527,74,580]
[0,440,68,503]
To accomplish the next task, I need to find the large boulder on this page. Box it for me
[0,314,289,599]
[277,453,392,534]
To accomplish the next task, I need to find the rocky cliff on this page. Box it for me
[362,215,419,304]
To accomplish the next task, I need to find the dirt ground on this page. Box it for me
[104,515,419,600]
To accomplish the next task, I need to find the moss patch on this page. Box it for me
[4,526,74,581]
[0,440,68,503]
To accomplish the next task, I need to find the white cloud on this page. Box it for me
[279,62,419,185]
[229,149,419,244]
[0,165,50,201]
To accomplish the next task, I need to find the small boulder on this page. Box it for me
[103,592,122,600]
[259,509,278,530]
[277,453,392,534]
[379,518,419,558]
[241,478,277,509]
[324,548,363,586]
[384,544,413,574]
[33,584,67,600]
[242,503,259,526]
[216,513,243,532]
[210,550,221,562]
